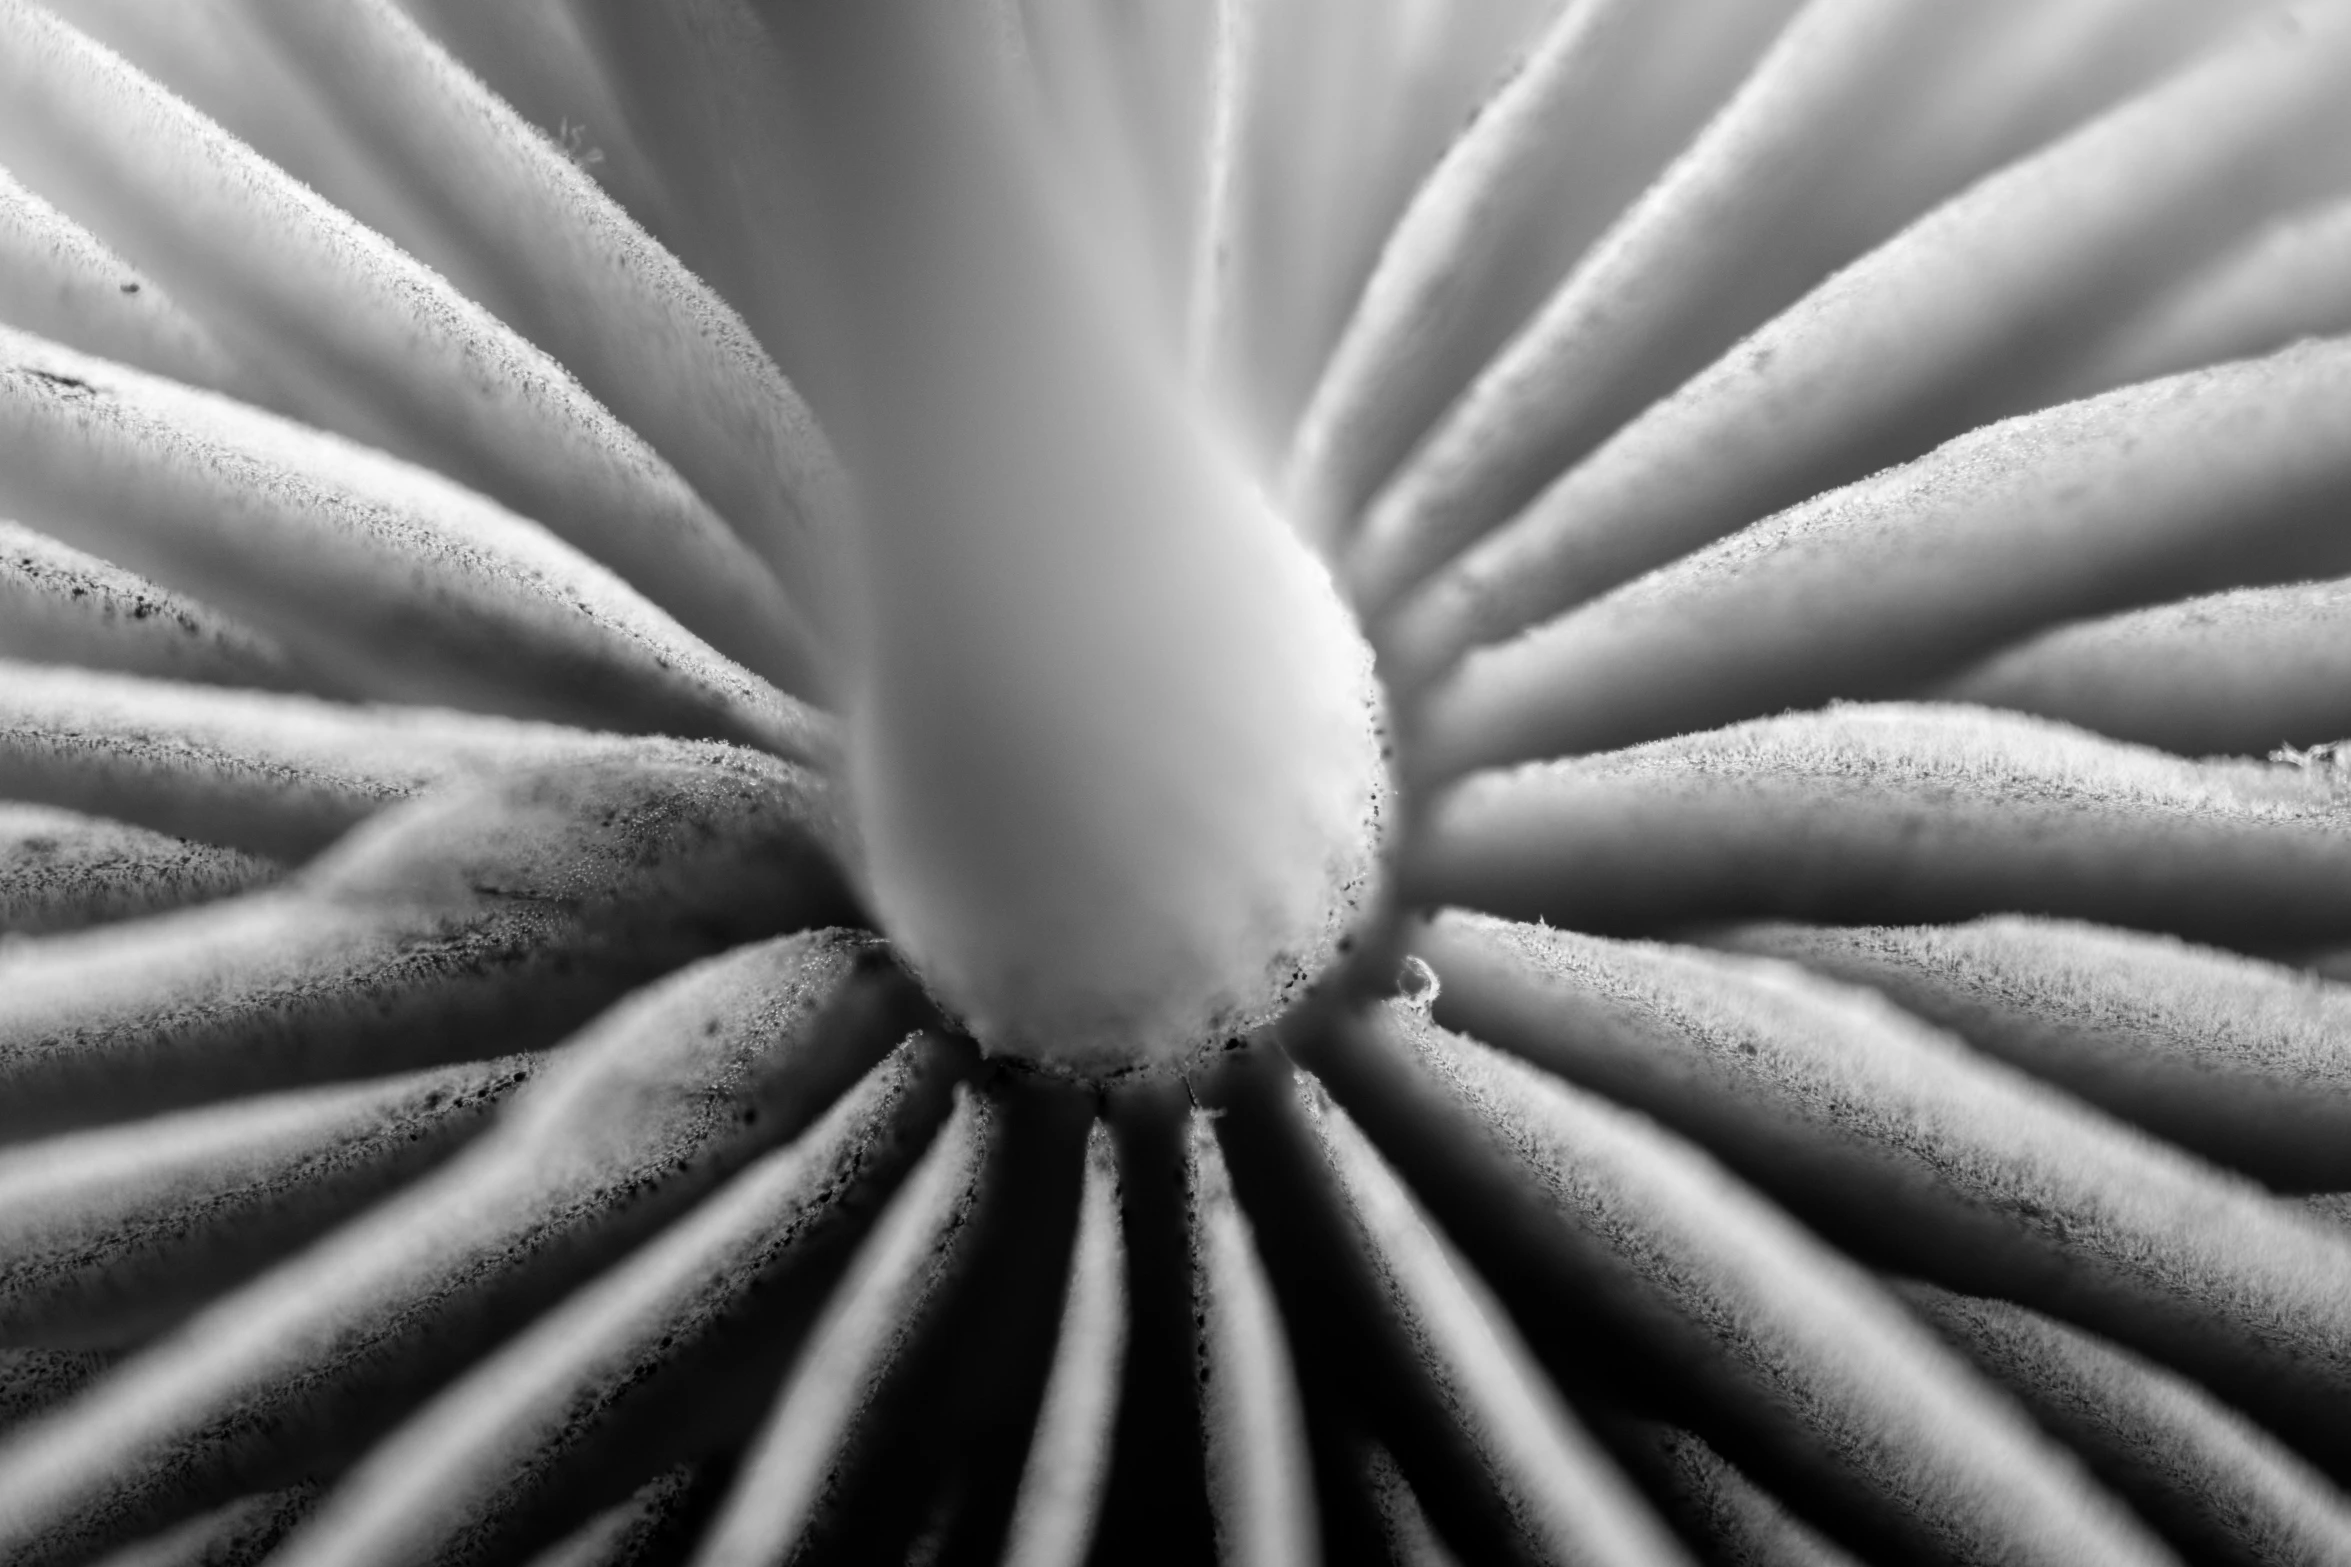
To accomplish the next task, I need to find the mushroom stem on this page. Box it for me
[770,1,1390,1072]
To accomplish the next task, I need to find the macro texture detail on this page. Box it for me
[1,1,2350,1564]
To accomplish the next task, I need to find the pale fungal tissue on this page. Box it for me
[1,2,2351,1565]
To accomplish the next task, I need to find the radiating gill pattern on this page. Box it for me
[1,3,2350,1565]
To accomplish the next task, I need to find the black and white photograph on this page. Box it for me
[1,2,2350,1562]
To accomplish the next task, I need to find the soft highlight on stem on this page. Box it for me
[776,1,1391,1074]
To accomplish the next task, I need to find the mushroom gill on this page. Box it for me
[1,3,2350,1565]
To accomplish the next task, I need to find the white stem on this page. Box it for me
[774,2,1390,1072]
